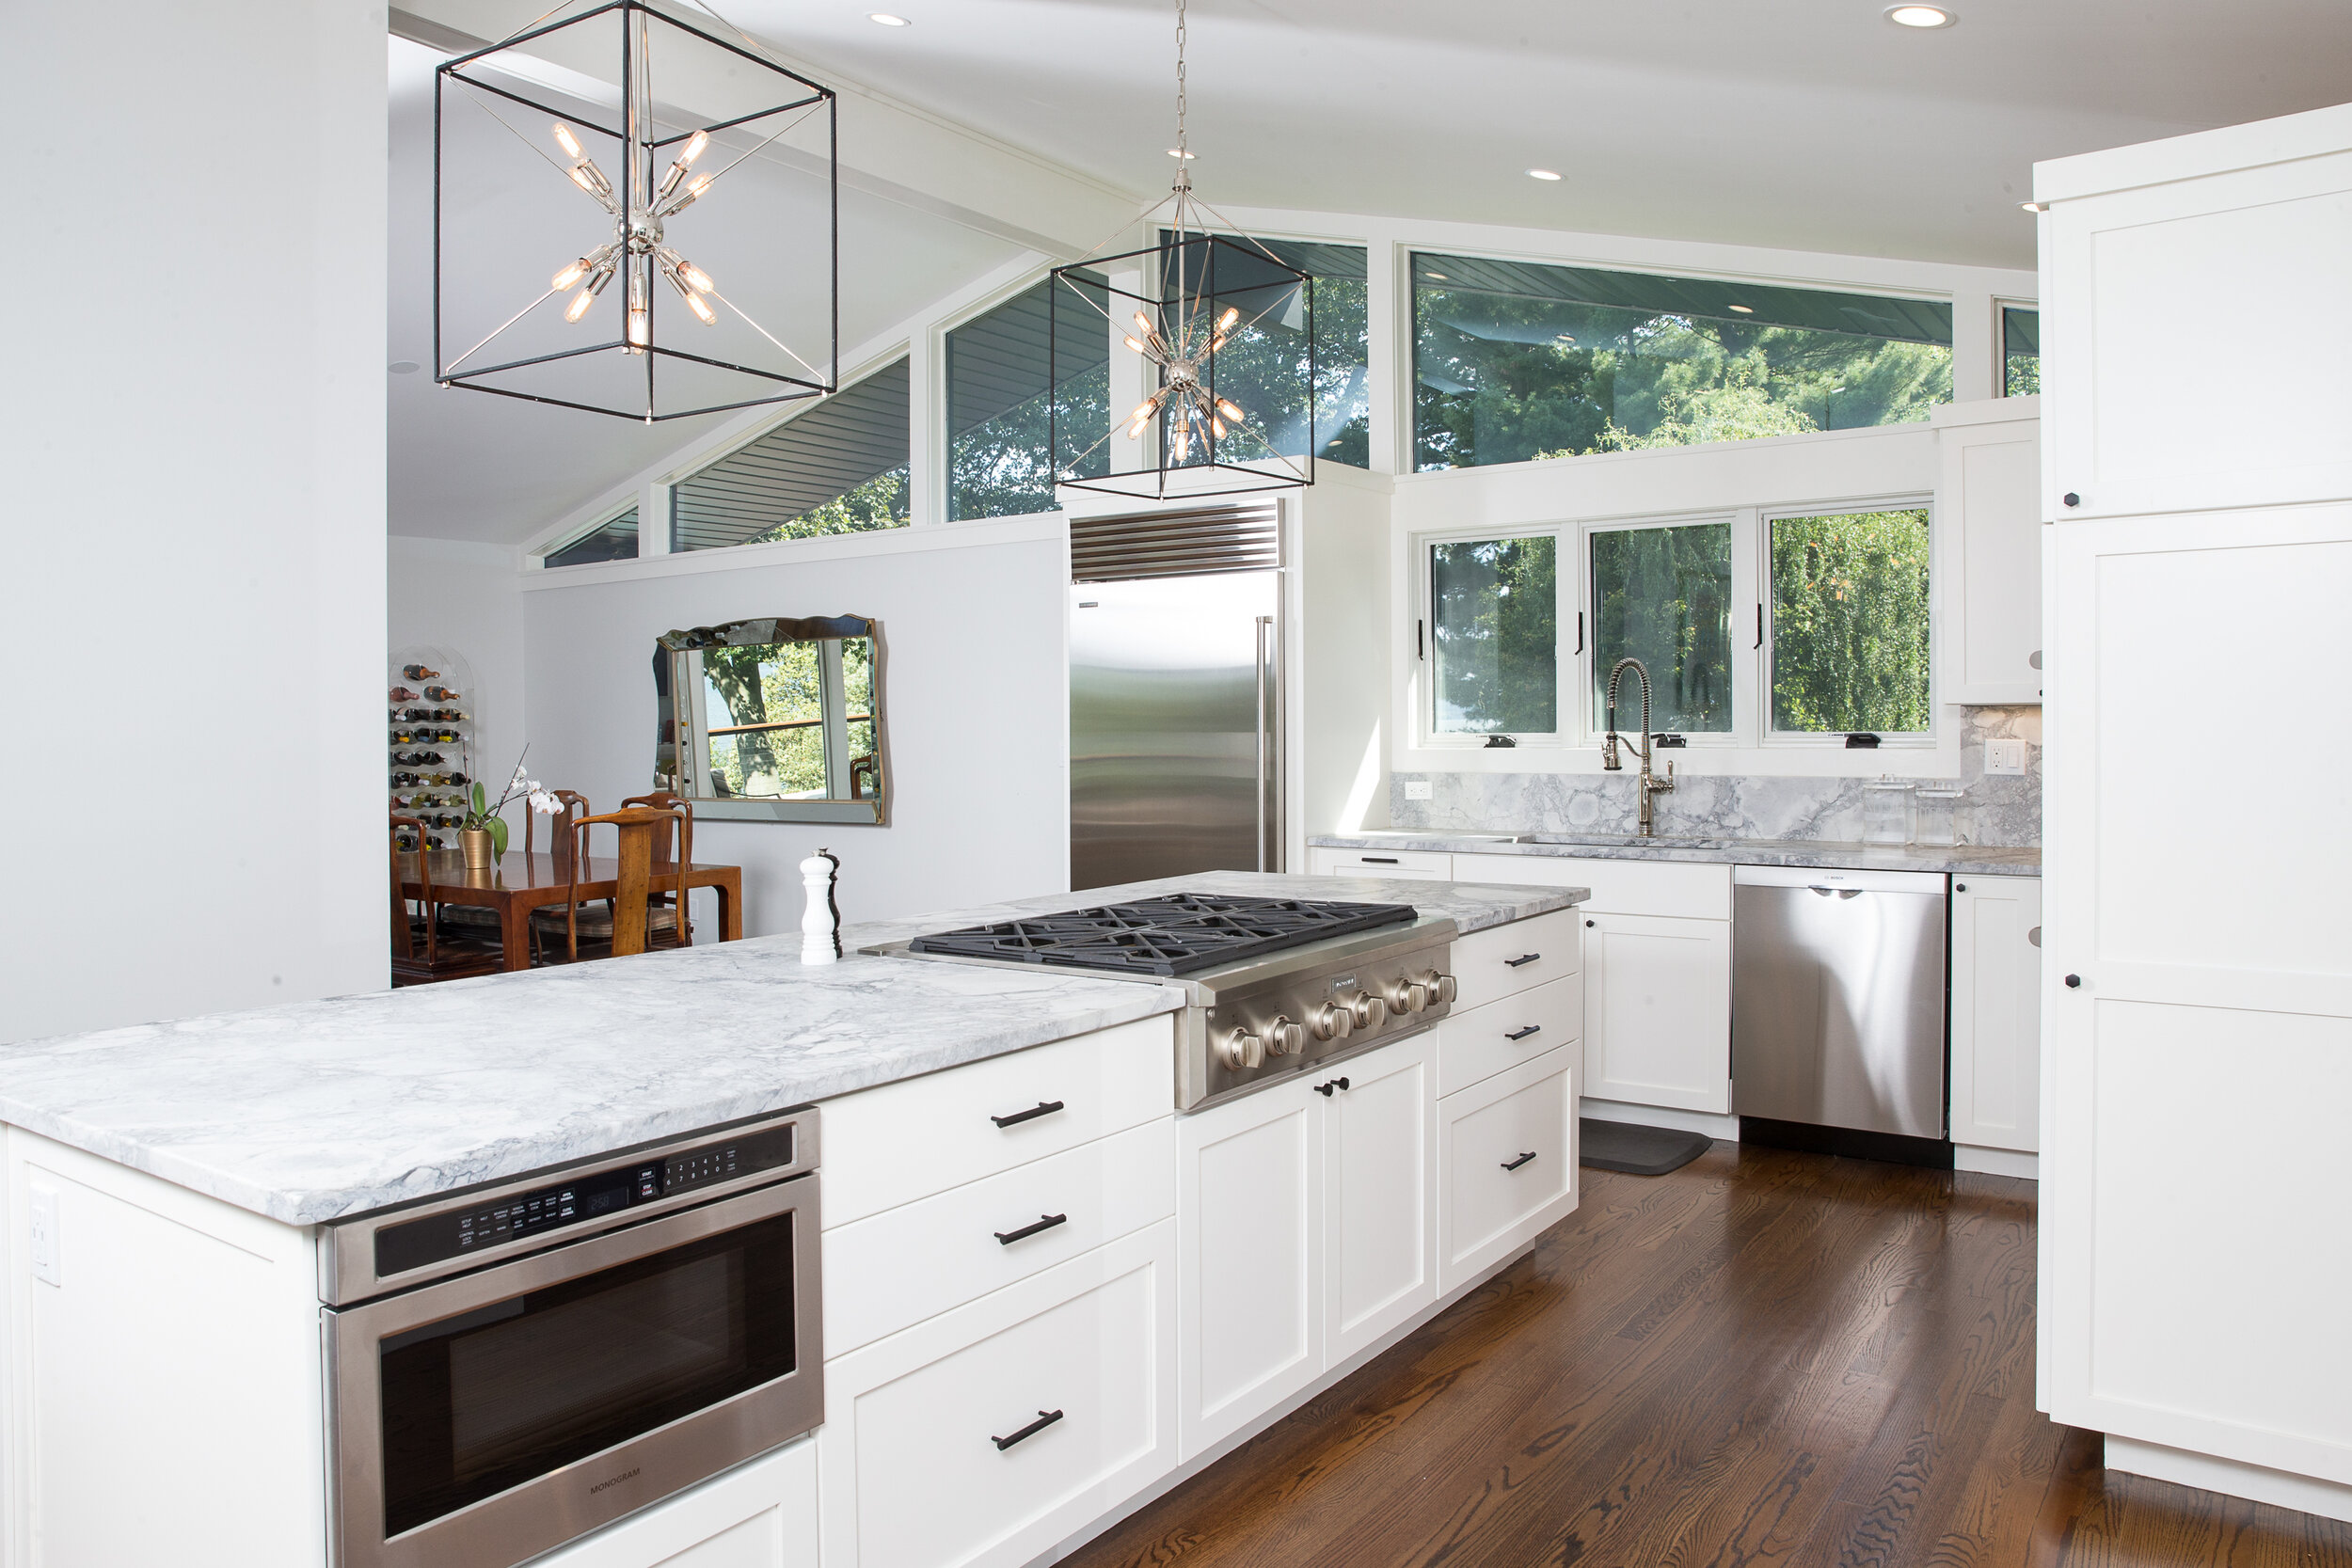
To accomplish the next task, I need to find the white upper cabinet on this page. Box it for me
[2039,115,2352,521]
[1934,400,2042,705]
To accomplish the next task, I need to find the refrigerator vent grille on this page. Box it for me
[1071,502,1280,582]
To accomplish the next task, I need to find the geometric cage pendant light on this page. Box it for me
[1048,0,1312,500]
[435,0,837,423]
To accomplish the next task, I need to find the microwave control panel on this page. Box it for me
[374,1121,797,1280]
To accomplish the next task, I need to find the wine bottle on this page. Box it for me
[432,708,467,722]
[391,771,421,786]
[403,664,439,681]
[422,686,460,703]
[433,729,462,744]
[403,706,431,721]
[389,687,420,703]
[389,730,413,746]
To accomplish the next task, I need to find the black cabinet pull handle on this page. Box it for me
[2064,974,2082,989]
[1955,880,1967,892]
[991,1100,1065,1129]
[1502,1150,1538,1172]
[1312,1076,1351,1097]
[1505,1024,1541,1041]
[1585,919,1596,927]
[993,1213,1069,1246]
[992,1409,1064,1450]
[1361,856,1399,864]
[1504,953,1541,967]
[2062,491,2080,507]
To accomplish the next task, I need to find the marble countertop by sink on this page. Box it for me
[1312,832,2041,878]
[0,873,1573,1227]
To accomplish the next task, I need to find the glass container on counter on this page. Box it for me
[1861,777,1915,846]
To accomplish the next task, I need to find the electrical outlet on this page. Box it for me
[1404,780,1434,800]
[1984,737,2027,776]
[27,1184,59,1287]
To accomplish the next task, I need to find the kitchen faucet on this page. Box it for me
[1602,657,1677,836]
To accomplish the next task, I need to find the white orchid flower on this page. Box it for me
[529,789,564,816]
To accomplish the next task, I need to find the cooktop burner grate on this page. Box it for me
[909,894,1420,977]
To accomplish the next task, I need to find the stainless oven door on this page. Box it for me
[326,1173,822,1568]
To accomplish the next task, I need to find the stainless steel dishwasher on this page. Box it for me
[1731,865,1948,1154]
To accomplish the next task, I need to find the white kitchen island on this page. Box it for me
[0,872,1584,1568]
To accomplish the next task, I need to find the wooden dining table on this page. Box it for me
[398,849,745,973]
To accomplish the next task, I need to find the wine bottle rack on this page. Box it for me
[389,644,478,853]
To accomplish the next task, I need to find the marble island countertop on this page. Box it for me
[1313,832,2040,878]
[0,873,1581,1227]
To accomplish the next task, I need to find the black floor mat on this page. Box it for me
[1581,1117,1714,1176]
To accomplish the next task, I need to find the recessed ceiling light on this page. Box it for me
[867,12,910,25]
[1883,4,1956,26]
[389,360,421,373]
[1525,167,1562,182]
[1725,304,1754,314]
[1166,148,1195,160]
[2019,200,2047,213]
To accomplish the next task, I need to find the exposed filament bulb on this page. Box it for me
[551,122,583,160]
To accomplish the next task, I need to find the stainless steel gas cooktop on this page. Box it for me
[869,894,1459,1112]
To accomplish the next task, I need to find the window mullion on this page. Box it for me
[1733,505,1763,749]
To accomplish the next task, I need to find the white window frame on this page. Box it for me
[1406,491,1953,773]
[535,496,644,567]
[1994,298,2039,399]
[1757,495,1939,749]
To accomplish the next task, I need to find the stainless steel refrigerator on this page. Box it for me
[1069,510,1284,891]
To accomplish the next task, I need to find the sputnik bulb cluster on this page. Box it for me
[1120,300,1247,460]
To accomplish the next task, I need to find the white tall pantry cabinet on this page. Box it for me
[2038,102,2352,1523]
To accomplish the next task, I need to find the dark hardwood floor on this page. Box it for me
[1066,1144,2352,1568]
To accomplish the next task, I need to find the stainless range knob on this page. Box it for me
[1309,1001,1353,1042]
[1416,970,1457,1006]
[1264,1016,1308,1056]
[1214,1026,1264,1070]
[1382,977,1430,1015]
[1346,991,1387,1030]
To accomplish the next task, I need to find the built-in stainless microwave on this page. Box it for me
[320,1107,822,1568]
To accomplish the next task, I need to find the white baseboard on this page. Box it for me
[1954,1145,2039,1179]
[2106,1435,2352,1524]
[1581,1098,1739,1141]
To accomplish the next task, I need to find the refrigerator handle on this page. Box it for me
[1254,615,1274,872]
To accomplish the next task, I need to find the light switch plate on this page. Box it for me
[27,1184,59,1287]
[1985,737,2027,776]
[1404,781,1434,800]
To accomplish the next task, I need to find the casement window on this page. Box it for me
[1411,253,1955,471]
[2000,305,2040,397]
[542,503,639,567]
[1417,497,1936,753]
[669,358,912,551]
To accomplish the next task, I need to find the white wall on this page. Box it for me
[0,0,387,1044]
[1295,469,1398,846]
[520,518,1070,935]
[389,538,528,816]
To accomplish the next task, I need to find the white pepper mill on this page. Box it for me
[800,848,842,964]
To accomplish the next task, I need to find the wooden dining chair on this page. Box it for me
[621,789,695,947]
[545,805,691,962]
[389,813,501,986]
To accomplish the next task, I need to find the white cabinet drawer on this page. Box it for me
[1438,972,1583,1100]
[1308,846,1454,879]
[529,1437,815,1567]
[1437,1046,1578,1295]
[1452,851,1730,920]
[818,1222,1177,1568]
[1450,909,1582,1013]
[822,1016,1174,1227]
[824,1120,1175,1356]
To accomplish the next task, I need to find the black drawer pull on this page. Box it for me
[1312,1076,1351,1097]
[2064,974,2081,989]
[992,1409,1064,1450]
[1504,953,1541,968]
[991,1100,1065,1129]
[1361,856,1399,864]
[1502,1150,1538,1172]
[1505,1024,1541,1041]
[993,1213,1069,1246]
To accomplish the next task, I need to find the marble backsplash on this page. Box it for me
[1391,705,2042,847]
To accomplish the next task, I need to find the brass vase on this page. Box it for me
[460,827,496,870]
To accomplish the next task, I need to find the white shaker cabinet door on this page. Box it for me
[2042,148,2352,521]
[529,1439,816,1568]
[1175,1078,1324,1461]
[818,1223,1178,1568]
[1947,876,2042,1153]
[1934,402,2044,705]
[1320,1031,1437,1367]
[1581,912,1732,1115]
